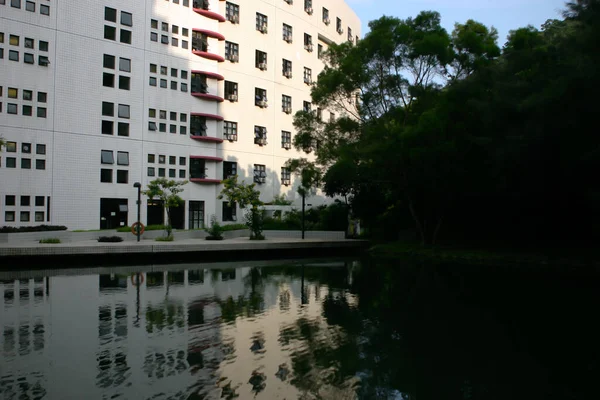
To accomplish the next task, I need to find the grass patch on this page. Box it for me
[155,236,174,242]
[39,238,61,244]
[117,224,167,233]
[98,236,124,243]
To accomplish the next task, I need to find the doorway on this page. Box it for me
[169,199,185,230]
[189,201,205,229]
[147,200,164,226]
[100,198,128,229]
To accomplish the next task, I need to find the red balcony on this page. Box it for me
[191,93,224,102]
[190,178,223,184]
[190,135,224,143]
[191,112,224,121]
[192,70,225,81]
[192,28,225,41]
[192,51,225,62]
[193,8,226,22]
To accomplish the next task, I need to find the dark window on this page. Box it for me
[101,150,114,164]
[37,107,47,118]
[36,144,46,155]
[118,104,130,119]
[104,54,116,69]
[100,169,112,183]
[9,50,19,62]
[148,167,155,177]
[38,56,50,66]
[179,170,186,179]
[222,201,237,221]
[103,73,115,87]
[117,170,129,184]
[179,157,186,166]
[5,212,15,222]
[21,158,31,169]
[102,102,114,116]
[20,212,30,222]
[21,143,31,153]
[5,196,16,206]
[25,1,34,12]
[22,105,32,116]
[38,92,47,102]
[39,41,49,52]
[253,164,266,184]
[35,159,46,170]
[169,169,176,178]
[103,119,115,135]
[119,76,130,90]
[118,122,129,136]
[6,158,16,168]
[40,4,49,15]
[21,196,30,206]
[104,25,117,41]
[119,58,131,72]
[223,161,237,179]
[10,0,20,8]
[24,53,34,64]
[35,196,45,207]
[120,30,132,44]
[104,7,117,22]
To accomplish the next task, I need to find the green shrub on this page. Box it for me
[97,236,124,243]
[246,208,265,240]
[1,225,68,233]
[155,236,174,242]
[39,238,61,244]
[221,223,247,231]
[116,226,131,232]
[205,215,224,240]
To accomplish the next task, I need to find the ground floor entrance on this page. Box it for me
[100,198,128,229]
[189,201,205,229]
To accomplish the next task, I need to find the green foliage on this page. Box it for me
[39,238,61,244]
[143,178,188,238]
[97,236,123,243]
[271,194,292,206]
[219,176,265,239]
[1,225,68,233]
[155,235,174,242]
[221,224,248,232]
[205,215,224,240]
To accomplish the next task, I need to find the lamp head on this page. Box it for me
[133,182,141,188]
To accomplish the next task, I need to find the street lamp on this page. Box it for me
[133,182,142,242]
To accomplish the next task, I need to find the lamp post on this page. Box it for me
[133,182,141,242]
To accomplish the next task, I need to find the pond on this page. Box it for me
[0,259,598,399]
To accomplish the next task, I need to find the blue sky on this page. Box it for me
[347,0,568,46]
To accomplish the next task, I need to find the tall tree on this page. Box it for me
[143,178,188,238]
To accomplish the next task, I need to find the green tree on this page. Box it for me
[219,176,265,239]
[285,159,323,238]
[143,178,188,238]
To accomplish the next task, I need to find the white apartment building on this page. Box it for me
[0,0,360,230]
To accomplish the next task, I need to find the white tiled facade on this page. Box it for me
[0,0,360,230]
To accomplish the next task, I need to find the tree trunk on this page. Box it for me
[165,207,172,237]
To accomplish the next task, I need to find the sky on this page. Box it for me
[347,0,568,46]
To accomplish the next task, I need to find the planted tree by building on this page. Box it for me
[219,176,265,240]
[143,178,188,238]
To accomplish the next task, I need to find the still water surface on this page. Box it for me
[0,260,598,399]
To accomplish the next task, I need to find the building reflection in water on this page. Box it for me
[0,264,356,399]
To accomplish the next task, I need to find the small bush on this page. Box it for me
[221,223,248,231]
[1,225,68,233]
[155,236,174,242]
[39,238,61,244]
[98,236,124,243]
[205,215,224,240]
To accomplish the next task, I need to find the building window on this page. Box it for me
[105,7,117,22]
[120,29,132,44]
[40,4,49,15]
[118,122,129,136]
[316,107,322,121]
[119,76,130,90]
[39,41,48,52]
[38,55,50,66]
[117,151,129,166]
[35,159,45,170]
[282,59,292,78]
[255,50,267,69]
[304,0,313,14]
[348,27,353,42]
[104,26,116,41]
[169,169,176,178]
[304,33,313,51]
[226,2,240,23]
[5,212,15,222]
[102,102,114,116]
[190,115,207,136]
[103,73,115,87]
[6,158,17,168]
[36,144,46,155]
[179,170,186,179]
[149,77,157,86]
[22,105,32,115]
[254,126,267,146]
[148,167,155,177]
[9,50,19,62]
[100,169,112,183]
[282,24,292,42]
[322,8,330,24]
[255,88,267,107]
[101,150,114,164]
[256,13,268,33]
[304,67,312,84]
[117,170,129,184]
[225,41,239,62]
[106,118,125,141]
[118,104,130,119]
[21,158,31,169]
[121,12,133,27]
[223,161,237,179]
[330,112,336,122]
[24,37,34,48]
[222,201,237,221]
[225,81,238,101]
[35,196,45,207]
[189,158,206,179]
[35,212,44,222]
[37,107,47,118]
[6,142,17,152]
[9,35,19,46]
[20,212,30,222]
[253,164,266,184]
[6,196,16,206]
[158,168,166,177]
[148,154,156,163]
[22,143,31,153]
[151,32,158,42]
[25,1,34,12]
[119,58,131,72]
[282,95,292,113]
[303,101,311,112]
[10,0,21,9]
[281,131,292,149]
[38,92,47,102]
[224,121,238,141]
[281,167,291,185]
[21,196,30,206]
[336,18,343,34]
[7,103,17,114]
[104,54,116,69]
